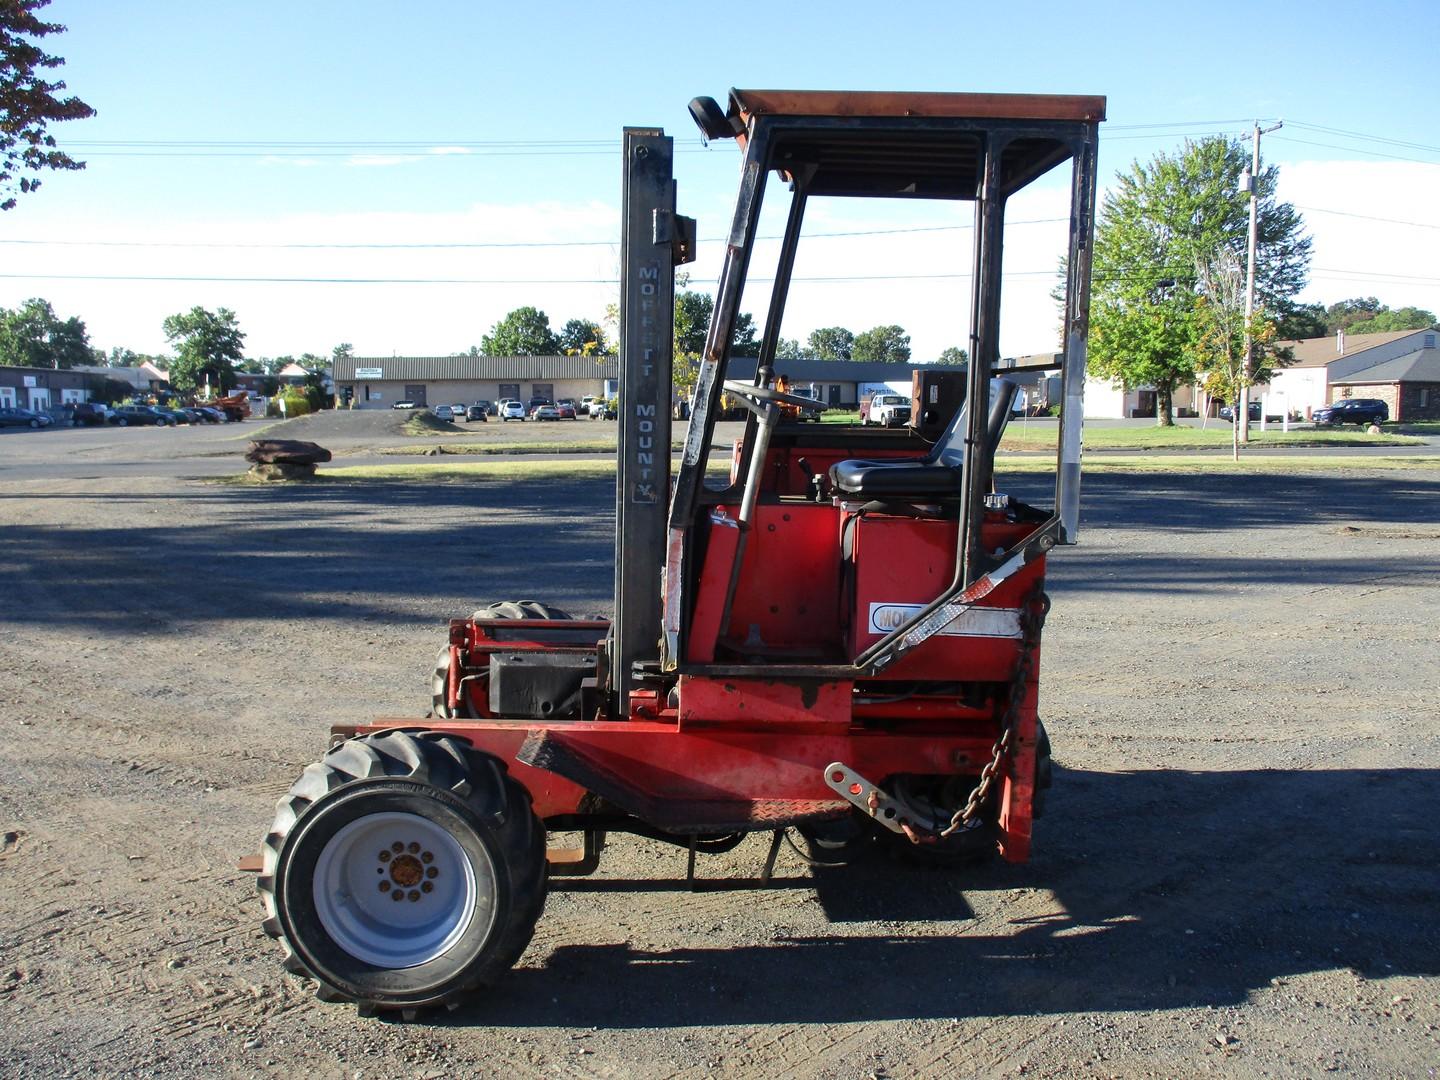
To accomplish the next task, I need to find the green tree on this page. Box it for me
[1275,302,1328,340]
[673,290,713,357]
[807,326,854,361]
[103,345,138,368]
[732,313,760,357]
[557,317,609,356]
[1194,251,1281,461]
[1322,297,1381,333]
[1346,306,1437,334]
[161,306,245,392]
[332,342,354,363]
[853,324,911,363]
[775,337,808,360]
[480,307,558,355]
[0,297,90,367]
[1087,136,1311,425]
[936,346,969,365]
[1,0,95,211]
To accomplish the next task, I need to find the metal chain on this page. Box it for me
[940,586,1050,838]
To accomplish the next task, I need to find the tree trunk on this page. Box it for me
[1156,383,1175,427]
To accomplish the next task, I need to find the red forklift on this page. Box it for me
[253,88,1104,1016]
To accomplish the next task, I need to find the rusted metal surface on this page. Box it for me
[727,88,1106,124]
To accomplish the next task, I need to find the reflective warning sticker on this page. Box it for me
[867,603,1022,639]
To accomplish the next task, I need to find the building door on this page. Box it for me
[499,383,520,402]
[1135,389,1156,418]
[531,382,554,402]
[28,388,51,411]
[0,387,15,408]
[828,384,841,406]
[404,384,427,406]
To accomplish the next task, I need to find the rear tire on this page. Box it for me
[258,730,546,1017]
[432,602,573,719]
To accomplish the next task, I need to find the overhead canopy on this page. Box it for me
[725,88,1105,199]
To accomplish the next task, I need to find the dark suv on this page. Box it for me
[1313,398,1388,426]
[71,402,111,426]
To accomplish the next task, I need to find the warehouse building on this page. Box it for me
[333,355,622,410]
[332,354,945,411]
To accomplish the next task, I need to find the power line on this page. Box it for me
[1268,134,1440,166]
[6,263,1434,288]
[1287,121,1440,156]
[0,217,1067,251]
[1294,205,1440,231]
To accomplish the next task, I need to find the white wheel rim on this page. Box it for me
[312,811,489,968]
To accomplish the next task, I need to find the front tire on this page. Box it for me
[259,730,546,1016]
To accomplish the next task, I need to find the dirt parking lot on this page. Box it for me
[1,455,1437,1078]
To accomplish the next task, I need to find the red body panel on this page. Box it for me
[414,450,1047,861]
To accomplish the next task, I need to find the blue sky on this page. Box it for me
[4,0,1438,360]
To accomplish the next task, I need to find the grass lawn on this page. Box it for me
[299,452,1440,484]
[378,441,630,456]
[1001,425,1424,451]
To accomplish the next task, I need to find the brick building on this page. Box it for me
[1331,347,1440,421]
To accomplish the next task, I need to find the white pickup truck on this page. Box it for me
[861,393,912,428]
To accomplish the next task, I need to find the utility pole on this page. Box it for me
[1238,119,1282,445]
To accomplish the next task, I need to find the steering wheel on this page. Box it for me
[721,380,822,410]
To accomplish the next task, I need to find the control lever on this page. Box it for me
[797,456,830,503]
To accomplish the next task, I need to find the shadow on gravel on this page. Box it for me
[1002,468,1440,534]
[450,765,1439,1028]
[2,470,1438,631]
[0,480,617,630]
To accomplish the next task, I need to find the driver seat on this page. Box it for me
[829,379,1018,499]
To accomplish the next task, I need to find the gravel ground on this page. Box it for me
[0,463,1437,1079]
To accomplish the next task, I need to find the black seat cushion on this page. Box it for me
[830,458,963,498]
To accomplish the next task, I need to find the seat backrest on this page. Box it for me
[929,378,1019,468]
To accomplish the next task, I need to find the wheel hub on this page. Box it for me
[312,811,491,969]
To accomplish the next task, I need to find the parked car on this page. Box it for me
[465,404,489,422]
[111,405,172,427]
[191,406,227,423]
[71,402,111,426]
[179,407,212,424]
[580,395,597,414]
[1218,401,1261,423]
[532,404,561,421]
[555,400,577,419]
[154,406,191,424]
[473,399,496,416]
[391,400,417,410]
[500,400,526,421]
[589,397,617,420]
[450,403,466,417]
[1313,398,1389,426]
[527,397,553,417]
[0,406,54,429]
[432,405,455,421]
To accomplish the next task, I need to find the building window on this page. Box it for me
[1422,389,1431,408]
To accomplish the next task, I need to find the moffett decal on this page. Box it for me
[868,603,1023,639]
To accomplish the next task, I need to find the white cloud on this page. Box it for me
[345,154,423,168]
